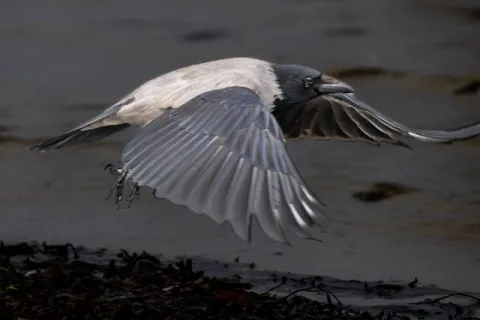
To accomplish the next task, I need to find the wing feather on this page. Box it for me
[121,87,328,243]
[273,92,480,146]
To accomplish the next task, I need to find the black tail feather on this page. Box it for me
[31,124,130,151]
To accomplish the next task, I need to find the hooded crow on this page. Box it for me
[31,57,480,244]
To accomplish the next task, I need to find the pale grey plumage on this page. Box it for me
[31,57,283,151]
[121,87,327,243]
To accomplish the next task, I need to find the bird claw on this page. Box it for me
[104,163,123,176]
[125,183,140,209]
[104,163,141,210]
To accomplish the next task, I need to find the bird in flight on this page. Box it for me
[31,57,480,244]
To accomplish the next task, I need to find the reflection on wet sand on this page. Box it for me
[352,181,418,203]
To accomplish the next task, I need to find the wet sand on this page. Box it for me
[1,0,479,311]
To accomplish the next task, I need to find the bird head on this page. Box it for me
[271,63,354,108]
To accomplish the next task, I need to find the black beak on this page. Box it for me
[315,74,354,94]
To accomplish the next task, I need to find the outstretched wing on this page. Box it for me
[121,87,328,244]
[273,92,480,147]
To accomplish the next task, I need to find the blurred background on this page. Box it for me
[1,0,479,307]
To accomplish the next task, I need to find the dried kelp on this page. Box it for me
[0,241,478,320]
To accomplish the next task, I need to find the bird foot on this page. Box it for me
[104,163,124,176]
[104,163,141,210]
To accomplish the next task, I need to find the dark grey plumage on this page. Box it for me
[272,90,480,148]
[31,97,135,151]
[31,124,130,151]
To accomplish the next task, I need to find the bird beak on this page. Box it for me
[315,74,354,94]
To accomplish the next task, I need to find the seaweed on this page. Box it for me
[0,241,478,320]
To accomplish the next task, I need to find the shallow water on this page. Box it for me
[1,0,479,315]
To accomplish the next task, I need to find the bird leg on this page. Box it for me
[125,183,140,209]
[104,163,141,210]
[104,163,129,210]
[104,163,123,176]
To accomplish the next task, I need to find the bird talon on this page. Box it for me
[104,163,123,176]
[104,163,112,171]
[105,165,129,208]
[124,183,140,209]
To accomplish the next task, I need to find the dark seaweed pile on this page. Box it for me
[0,242,478,320]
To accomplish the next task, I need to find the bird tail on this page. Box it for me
[31,123,131,151]
[31,97,136,152]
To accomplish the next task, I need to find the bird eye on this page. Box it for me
[303,77,315,88]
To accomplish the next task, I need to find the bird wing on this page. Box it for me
[273,92,480,148]
[121,86,328,244]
